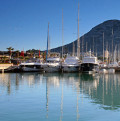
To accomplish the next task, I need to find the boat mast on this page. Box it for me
[46,22,49,60]
[114,45,117,63]
[77,3,80,59]
[108,44,111,64]
[112,28,114,62]
[86,42,87,54]
[96,47,97,57]
[93,36,94,54]
[82,35,84,60]
[117,45,119,61]
[103,32,104,62]
[106,42,108,63]
[48,23,50,56]
[62,8,64,59]
[73,41,75,56]
[118,44,120,61]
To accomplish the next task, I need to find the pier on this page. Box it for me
[0,63,13,73]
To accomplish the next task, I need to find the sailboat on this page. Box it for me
[62,55,80,72]
[108,29,118,69]
[42,23,61,72]
[62,5,80,72]
[99,32,107,68]
[62,42,80,72]
[108,45,118,68]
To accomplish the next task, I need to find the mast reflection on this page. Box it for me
[0,73,120,111]
[79,73,120,110]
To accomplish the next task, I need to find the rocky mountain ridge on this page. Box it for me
[51,19,120,56]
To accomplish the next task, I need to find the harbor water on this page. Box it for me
[0,72,120,121]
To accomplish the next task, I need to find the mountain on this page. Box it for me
[50,19,120,56]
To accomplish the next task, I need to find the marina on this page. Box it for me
[0,2,120,74]
[1,50,120,73]
[1,0,120,121]
[1,56,120,73]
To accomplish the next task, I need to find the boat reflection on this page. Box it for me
[89,74,120,110]
[79,73,120,110]
[0,73,120,111]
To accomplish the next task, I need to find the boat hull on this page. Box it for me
[19,65,44,72]
[80,63,99,73]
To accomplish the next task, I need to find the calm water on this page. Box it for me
[0,72,120,121]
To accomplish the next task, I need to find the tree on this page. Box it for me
[6,47,14,63]
[7,47,14,57]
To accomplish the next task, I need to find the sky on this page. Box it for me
[0,0,120,51]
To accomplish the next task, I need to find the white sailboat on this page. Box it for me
[42,23,61,72]
[99,32,107,68]
[108,45,118,68]
[62,4,80,72]
[62,55,80,72]
[42,57,61,72]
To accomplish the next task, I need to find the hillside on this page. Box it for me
[50,20,120,56]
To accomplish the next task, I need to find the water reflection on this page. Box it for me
[0,72,120,112]
[79,73,120,110]
[90,74,120,110]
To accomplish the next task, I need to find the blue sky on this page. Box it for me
[0,0,120,51]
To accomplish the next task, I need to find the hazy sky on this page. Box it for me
[0,0,120,51]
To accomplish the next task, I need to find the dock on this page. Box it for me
[0,63,18,73]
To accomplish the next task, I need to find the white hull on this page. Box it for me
[21,67,43,72]
[19,63,44,72]
[43,57,61,72]
[62,56,80,72]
